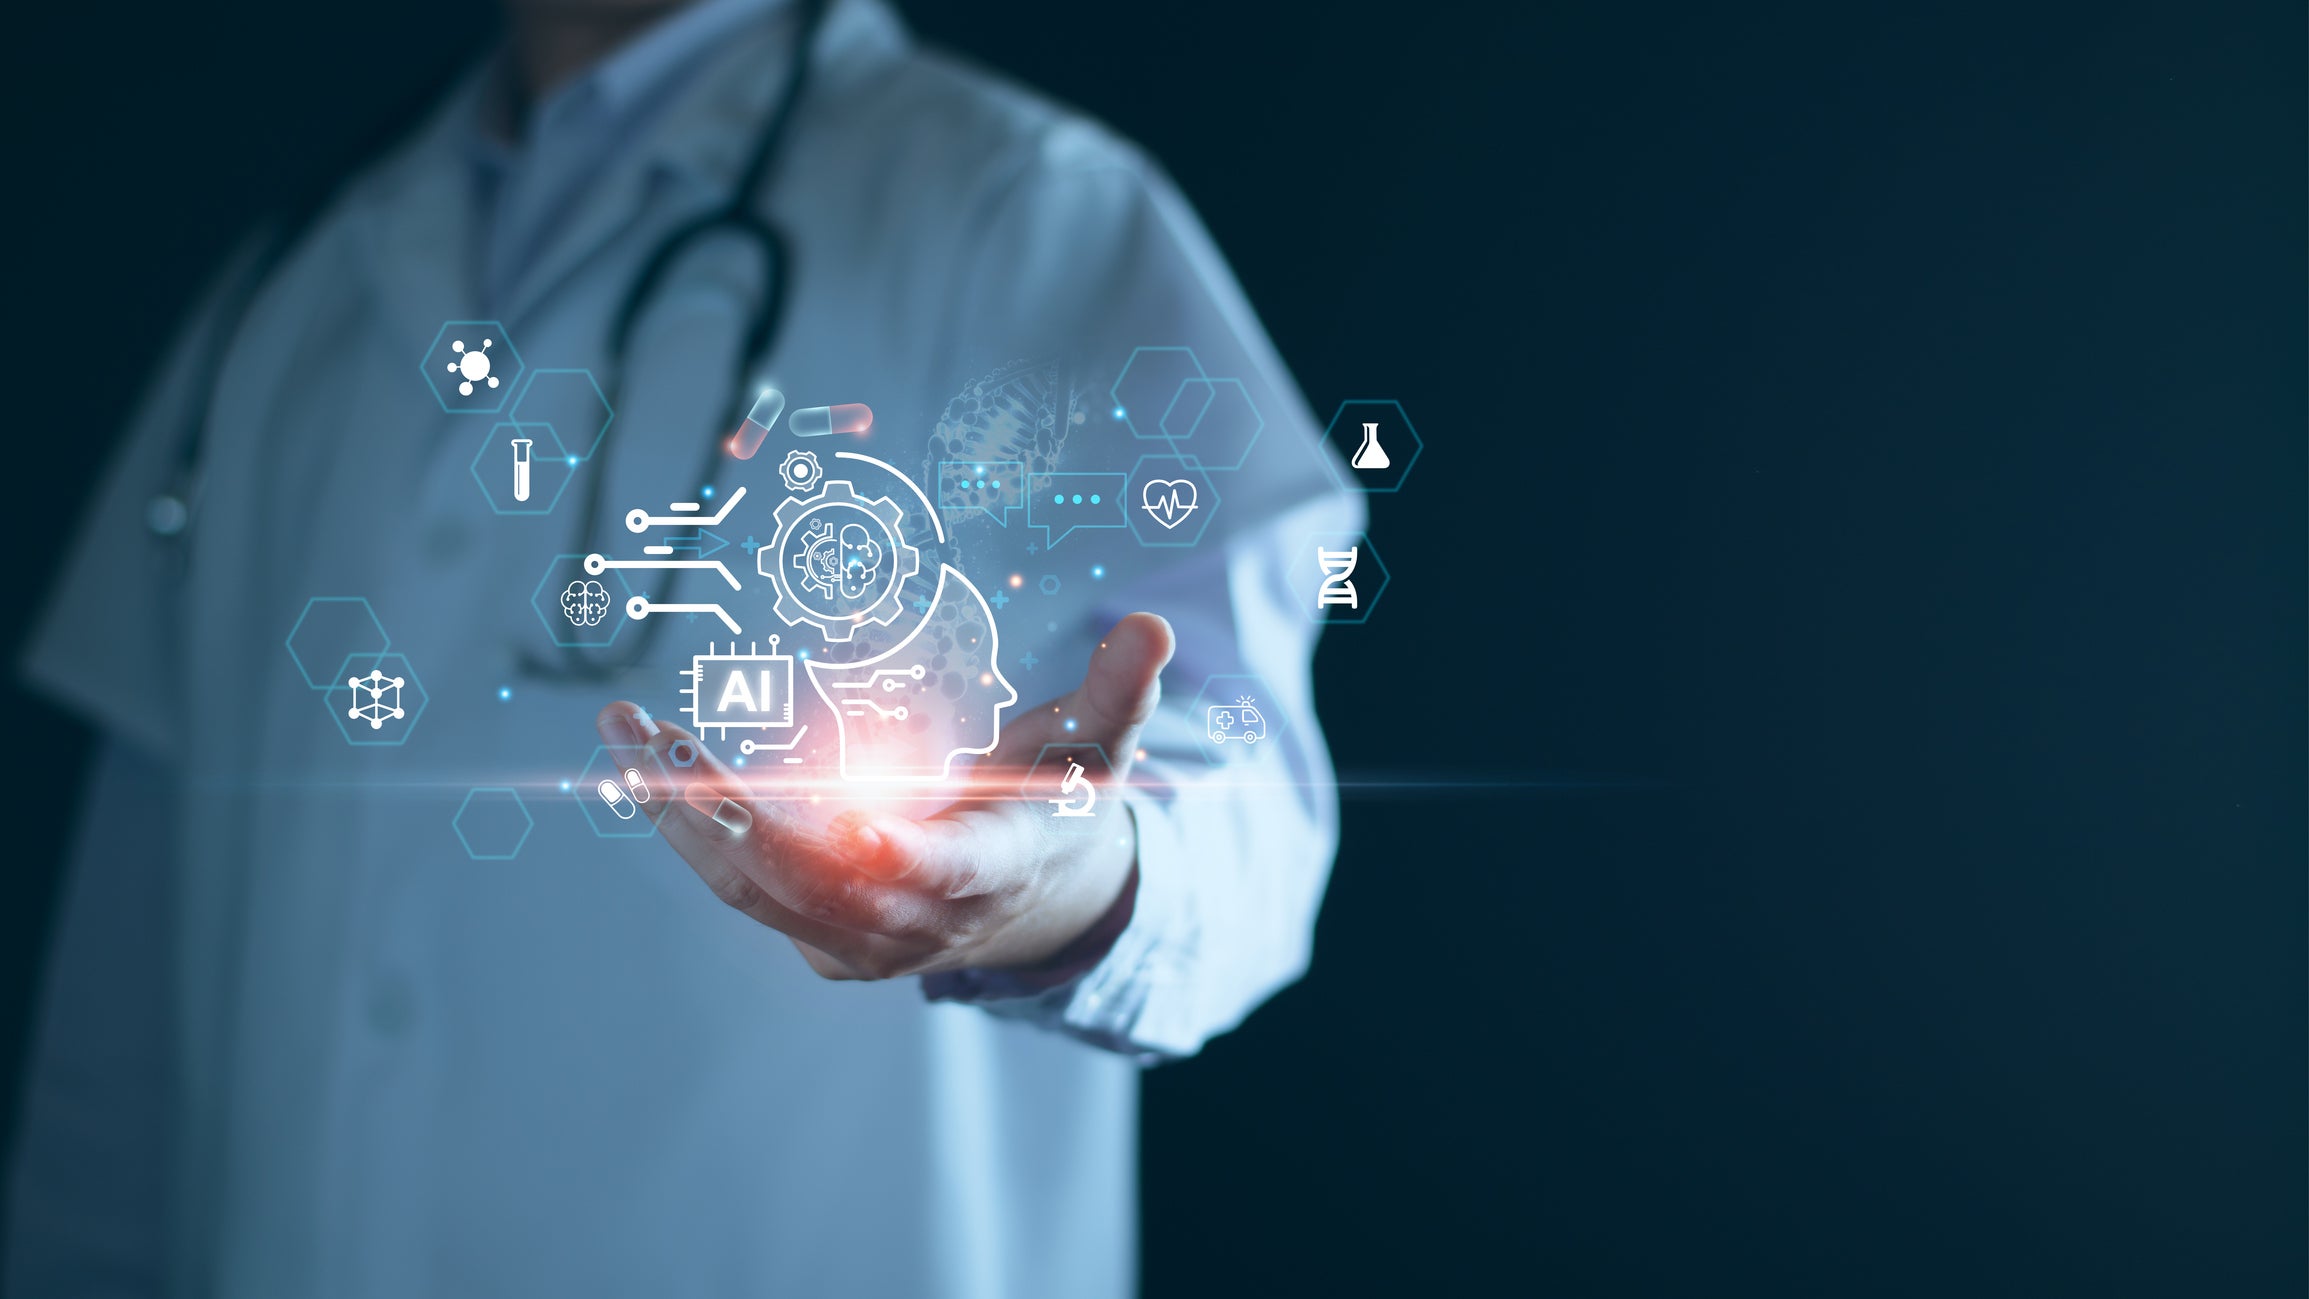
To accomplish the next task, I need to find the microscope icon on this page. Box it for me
[1046,757,1098,818]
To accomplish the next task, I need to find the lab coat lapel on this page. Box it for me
[498,15,797,327]
[351,69,491,342]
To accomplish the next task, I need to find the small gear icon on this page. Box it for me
[761,478,921,641]
[778,449,823,493]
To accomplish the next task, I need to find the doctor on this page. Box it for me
[10,0,1358,1293]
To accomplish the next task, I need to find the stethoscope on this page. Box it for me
[149,0,831,684]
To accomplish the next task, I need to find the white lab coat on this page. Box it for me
[10,0,1357,1294]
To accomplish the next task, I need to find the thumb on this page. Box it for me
[1062,612,1174,774]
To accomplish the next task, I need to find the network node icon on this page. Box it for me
[421,321,524,413]
[345,668,407,729]
[447,337,499,396]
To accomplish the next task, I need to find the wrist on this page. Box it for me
[966,805,1139,973]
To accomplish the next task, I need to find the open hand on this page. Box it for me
[593,613,1174,980]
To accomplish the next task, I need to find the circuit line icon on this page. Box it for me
[626,486,747,532]
[683,638,810,760]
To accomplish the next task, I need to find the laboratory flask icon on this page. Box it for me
[510,436,533,501]
[1349,421,1390,471]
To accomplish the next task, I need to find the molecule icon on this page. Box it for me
[346,668,407,730]
[447,338,499,397]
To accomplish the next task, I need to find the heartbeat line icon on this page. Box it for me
[1138,478,1199,530]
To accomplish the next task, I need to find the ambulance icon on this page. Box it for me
[1206,696,1268,746]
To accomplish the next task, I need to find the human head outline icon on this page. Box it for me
[803,563,1019,782]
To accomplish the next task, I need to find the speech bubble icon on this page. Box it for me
[937,460,1025,526]
[1026,472,1128,549]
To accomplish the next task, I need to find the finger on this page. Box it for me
[832,802,1045,900]
[998,613,1175,779]
[599,704,958,941]
[592,703,859,942]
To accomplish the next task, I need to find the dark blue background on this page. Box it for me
[3,1,2300,1292]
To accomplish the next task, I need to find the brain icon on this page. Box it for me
[836,523,884,600]
[561,579,611,627]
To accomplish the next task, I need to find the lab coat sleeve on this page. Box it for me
[927,493,1356,1062]
[918,128,1363,1059]
[22,237,269,757]
[4,742,176,1296]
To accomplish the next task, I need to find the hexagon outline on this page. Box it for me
[1125,453,1222,548]
[422,320,524,414]
[1109,346,1208,442]
[1317,399,1424,494]
[284,596,391,690]
[1297,529,1390,626]
[1172,376,1266,473]
[509,367,615,461]
[530,555,635,649]
[452,787,535,860]
[470,420,579,516]
[326,651,430,746]
[1185,673,1288,766]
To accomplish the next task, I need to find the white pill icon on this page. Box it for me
[623,767,651,804]
[598,779,637,820]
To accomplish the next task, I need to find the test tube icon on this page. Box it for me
[727,387,786,460]
[510,437,533,502]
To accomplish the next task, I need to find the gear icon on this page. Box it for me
[778,449,823,493]
[760,478,920,641]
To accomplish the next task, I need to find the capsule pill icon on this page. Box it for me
[623,766,651,804]
[727,387,785,460]
[789,403,873,438]
[597,778,637,820]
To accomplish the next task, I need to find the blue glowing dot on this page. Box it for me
[701,485,715,498]
[1113,406,1127,420]
[1053,493,1064,505]
[975,479,986,489]
[733,756,747,768]
[1071,494,1083,504]
[559,780,573,792]
[1091,565,1106,579]
[565,455,579,467]
[992,479,1001,488]
[1063,717,1078,732]
[796,648,810,659]
[496,686,511,701]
